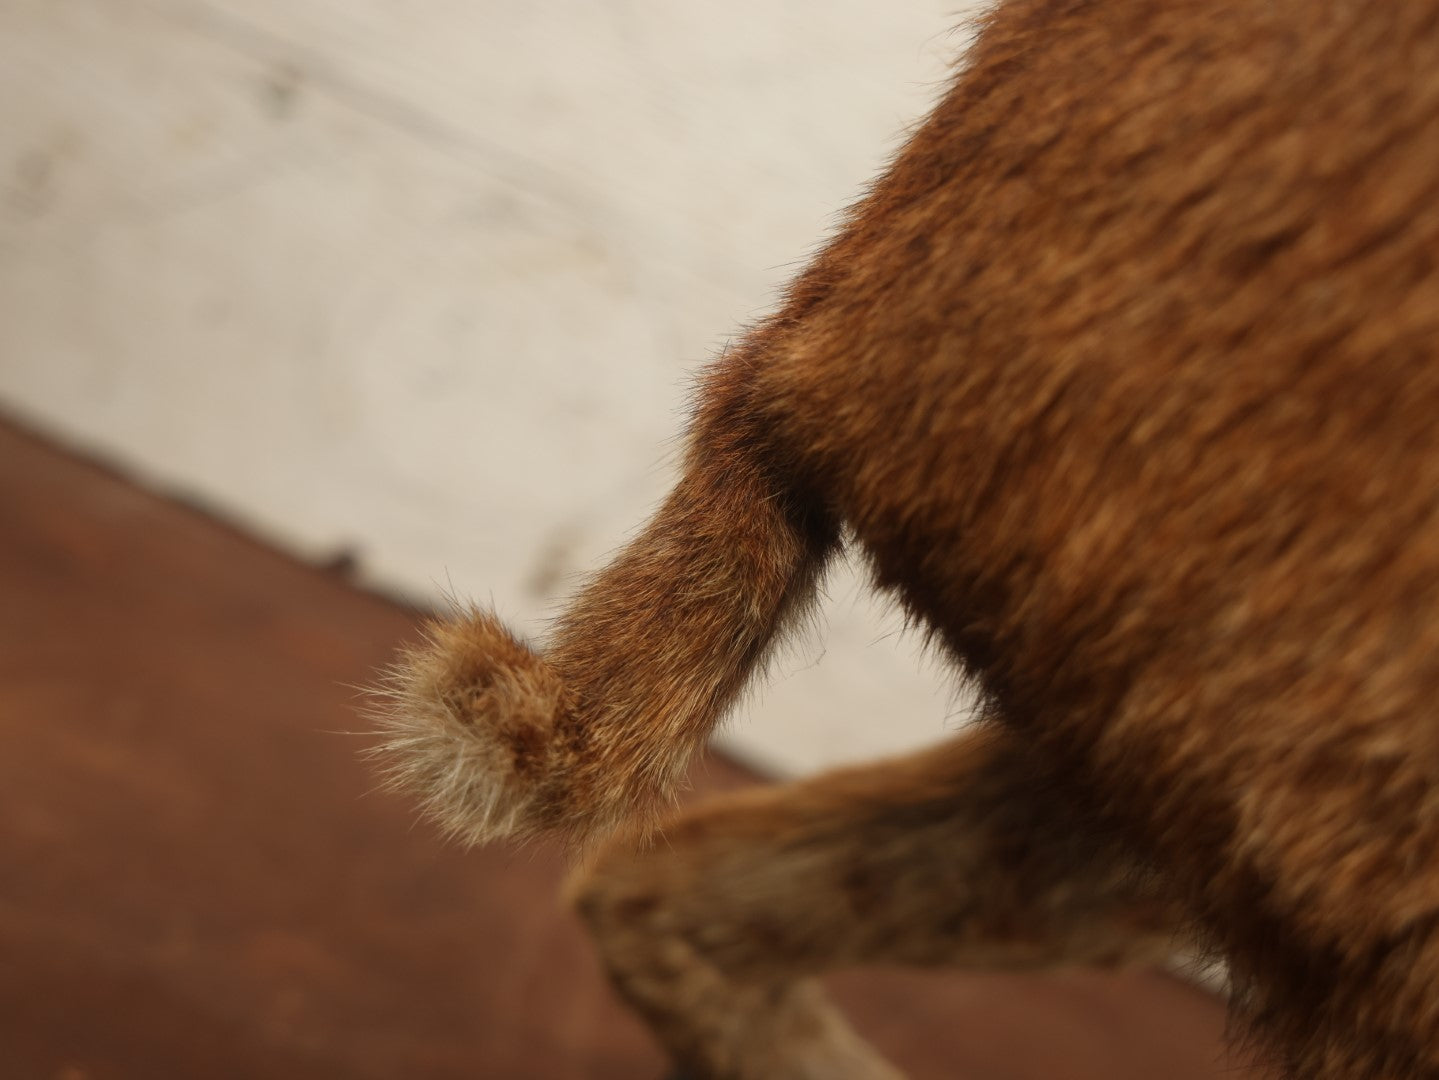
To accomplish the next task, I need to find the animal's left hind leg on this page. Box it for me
[570,726,1183,1080]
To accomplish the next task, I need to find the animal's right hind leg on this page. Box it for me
[571,726,1185,1080]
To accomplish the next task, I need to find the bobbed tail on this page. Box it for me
[369,356,838,848]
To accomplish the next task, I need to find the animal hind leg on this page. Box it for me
[570,725,1183,1080]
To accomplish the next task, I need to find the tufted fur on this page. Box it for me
[371,1,1439,1076]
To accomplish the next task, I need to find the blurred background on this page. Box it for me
[0,2,1247,1078]
[1,0,983,776]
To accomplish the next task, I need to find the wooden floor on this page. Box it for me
[0,419,1254,1080]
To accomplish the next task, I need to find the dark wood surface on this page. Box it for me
[0,418,1253,1079]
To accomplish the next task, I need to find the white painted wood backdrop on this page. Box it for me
[0,0,987,775]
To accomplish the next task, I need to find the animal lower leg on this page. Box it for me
[571,726,1183,1079]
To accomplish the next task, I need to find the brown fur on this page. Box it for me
[370,1,1439,1076]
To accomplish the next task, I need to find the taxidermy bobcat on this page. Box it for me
[373,0,1439,1076]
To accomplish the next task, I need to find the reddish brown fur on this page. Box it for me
[371,1,1439,1076]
